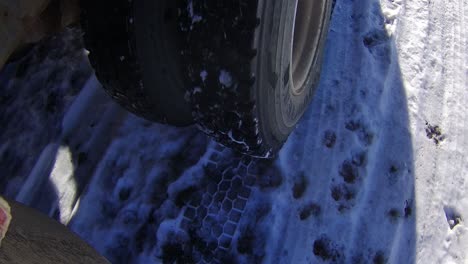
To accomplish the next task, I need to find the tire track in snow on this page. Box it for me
[432,0,468,262]
[397,0,468,262]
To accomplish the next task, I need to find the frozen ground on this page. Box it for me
[1,0,467,263]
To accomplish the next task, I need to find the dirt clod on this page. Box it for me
[313,236,342,262]
[425,122,445,145]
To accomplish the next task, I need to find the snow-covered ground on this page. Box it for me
[1,0,467,263]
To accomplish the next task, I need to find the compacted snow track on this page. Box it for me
[0,0,467,263]
[396,0,468,262]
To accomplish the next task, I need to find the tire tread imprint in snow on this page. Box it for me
[178,146,257,263]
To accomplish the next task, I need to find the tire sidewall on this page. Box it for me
[256,0,332,148]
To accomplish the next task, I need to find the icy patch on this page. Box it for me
[219,70,233,88]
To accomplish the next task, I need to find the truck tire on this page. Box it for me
[80,0,193,125]
[179,0,332,157]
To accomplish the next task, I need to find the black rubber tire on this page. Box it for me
[80,0,193,126]
[179,0,332,158]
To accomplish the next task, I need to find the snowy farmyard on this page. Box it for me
[0,0,467,263]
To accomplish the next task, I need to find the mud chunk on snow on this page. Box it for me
[312,235,343,262]
[425,121,445,145]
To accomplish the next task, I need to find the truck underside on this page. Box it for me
[0,0,79,69]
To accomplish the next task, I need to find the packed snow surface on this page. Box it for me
[1,0,467,263]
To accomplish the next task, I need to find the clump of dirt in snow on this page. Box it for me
[331,183,357,213]
[425,121,445,145]
[312,235,344,262]
[339,160,359,184]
